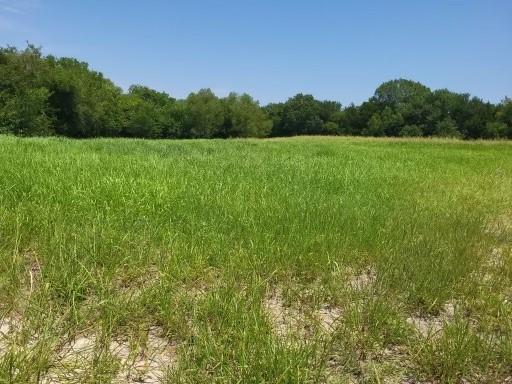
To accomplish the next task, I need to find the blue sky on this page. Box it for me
[1,0,511,105]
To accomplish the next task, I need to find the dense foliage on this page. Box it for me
[1,45,511,139]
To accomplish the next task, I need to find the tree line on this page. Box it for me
[1,45,511,139]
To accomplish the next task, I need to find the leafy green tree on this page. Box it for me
[0,44,510,141]
[120,85,181,138]
[120,93,160,138]
[338,102,378,136]
[271,94,341,136]
[222,93,272,137]
[434,117,461,138]
[461,98,495,139]
[280,94,323,136]
[496,98,512,138]
[163,100,187,138]
[363,107,404,136]
[399,124,424,137]
[0,45,55,135]
[374,79,431,106]
[483,122,508,139]
[183,89,225,138]
[373,79,431,130]
[0,87,54,135]
[264,103,285,137]
[323,121,339,135]
[319,100,342,123]
[364,114,385,136]
[45,57,123,137]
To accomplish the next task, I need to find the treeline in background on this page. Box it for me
[1,45,511,139]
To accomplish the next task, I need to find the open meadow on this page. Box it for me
[0,135,511,383]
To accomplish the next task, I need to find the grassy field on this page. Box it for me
[0,135,511,383]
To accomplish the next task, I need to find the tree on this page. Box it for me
[483,122,508,139]
[274,94,341,136]
[120,85,181,138]
[45,57,123,137]
[0,44,510,141]
[0,45,55,135]
[373,79,431,106]
[364,114,385,136]
[434,117,461,138]
[399,125,424,137]
[264,103,285,137]
[496,98,512,138]
[339,102,379,136]
[460,97,495,139]
[222,93,272,138]
[280,94,323,136]
[183,89,225,138]
[0,87,54,136]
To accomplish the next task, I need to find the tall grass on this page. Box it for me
[0,136,511,383]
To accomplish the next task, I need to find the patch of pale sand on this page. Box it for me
[317,304,343,332]
[488,247,505,268]
[0,314,22,357]
[41,334,97,383]
[43,327,177,384]
[264,291,301,338]
[406,301,456,338]
[264,290,343,338]
[112,326,177,384]
[348,266,377,291]
[486,213,512,236]
[0,316,15,336]
[471,247,510,284]
[0,319,12,357]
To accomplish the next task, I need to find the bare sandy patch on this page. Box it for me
[264,290,304,338]
[316,304,343,332]
[486,213,512,237]
[0,313,22,357]
[42,327,177,384]
[406,301,456,337]
[348,266,377,291]
[112,326,178,384]
[264,290,343,339]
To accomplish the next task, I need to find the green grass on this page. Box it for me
[0,135,511,383]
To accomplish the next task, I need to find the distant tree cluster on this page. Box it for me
[1,45,511,139]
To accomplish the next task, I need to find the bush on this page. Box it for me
[434,118,461,138]
[483,122,508,139]
[399,124,424,137]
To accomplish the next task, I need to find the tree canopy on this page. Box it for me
[1,45,510,139]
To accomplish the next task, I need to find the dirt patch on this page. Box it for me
[42,327,177,383]
[406,301,456,338]
[112,327,178,384]
[486,213,512,236]
[348,266,377,291]
[264,290,343,339]
[317,304,343,332]
[264,290,304,338]
[487,247,505,268]
[0,314,22,357]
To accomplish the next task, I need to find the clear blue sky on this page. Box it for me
[1,0,511,105]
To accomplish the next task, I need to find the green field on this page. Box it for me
[0,136,511,383]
